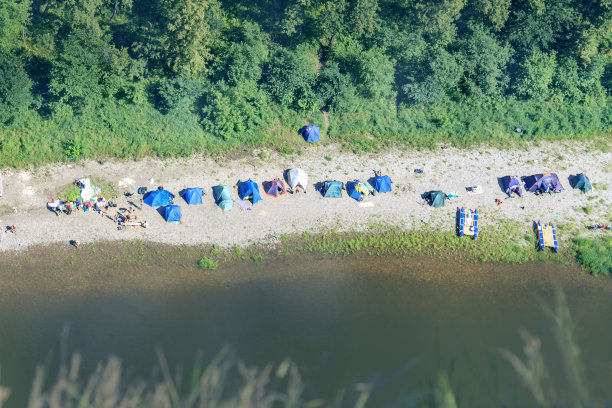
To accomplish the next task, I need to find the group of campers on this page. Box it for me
[37,167,601,252]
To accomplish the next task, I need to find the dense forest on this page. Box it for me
[0,0,611,166]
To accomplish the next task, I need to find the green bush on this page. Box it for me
[575,237,612,275]
[198,256,218,270]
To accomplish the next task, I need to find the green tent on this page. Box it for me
[424,190,447,207]
[212,185,233,210]
[323,181,343,198]
[570,173,592,193]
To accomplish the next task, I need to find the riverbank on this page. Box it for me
[0,141,610,261]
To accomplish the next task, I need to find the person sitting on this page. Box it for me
[8,225,16,233]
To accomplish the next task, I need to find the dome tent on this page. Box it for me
[163,204,181,223]
[238,179,261,204]
[286,168,308,191]
[299,125,320,142]
[143,190,175,207]
[180,188,204,204]
[212,185,233,210]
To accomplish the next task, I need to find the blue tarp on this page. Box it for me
[180,188,204,205]
[212,185,233,210]
[346,180,369,201]
[238,179,261,204]
[143,190,175,207]
[373,175,392,193]
[299,125,320,142]
[163,205,181,222]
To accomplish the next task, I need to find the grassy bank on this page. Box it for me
[191,227,610,275]
[1,99,610,169]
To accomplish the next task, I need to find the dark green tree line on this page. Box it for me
[0,0,611,165]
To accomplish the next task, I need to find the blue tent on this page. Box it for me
[143,190,175,207]
[212,185,233,211]
[346,180,369,201]
[299,125,320,143]
[501,176,522,197]
[373,175,392,193]
[526,173,564,194]
[238,179,261,204]
[163,205,181,223]
[180,188,204,205]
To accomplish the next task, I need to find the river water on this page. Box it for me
[1,246,612,407]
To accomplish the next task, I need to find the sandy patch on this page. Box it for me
[0,141,610,252]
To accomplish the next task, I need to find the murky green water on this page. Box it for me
[1,248,612,407]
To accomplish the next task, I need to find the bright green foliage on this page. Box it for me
[458,25,512,96]
[0,49,32,123]
[0,0,31,51]
[263,45,319,112]
[164,0,223,77]
[575,237,612,275]
[516,51,557,100]
[198,256,218,270]
[317,63,358,112]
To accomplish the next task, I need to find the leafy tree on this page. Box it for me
[49,28,137,112]
[263,45,319,112]
[0,0,31,51]
[515,51,557,100]
[317,63,358,112]
[403,49,461,105]
[0,49,33,123]
[155,74,204,113]
[457,25,512,97]
[164,0,223,77]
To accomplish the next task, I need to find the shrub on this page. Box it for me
[198,256,218,270]
[575,237,612,275]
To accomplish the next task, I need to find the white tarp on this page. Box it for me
[77,178,101,201]
[286,168,308,190]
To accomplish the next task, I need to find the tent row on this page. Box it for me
[501,173,592,197]
[140,170,394,221]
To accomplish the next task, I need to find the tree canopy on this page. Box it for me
[0,0,611,165]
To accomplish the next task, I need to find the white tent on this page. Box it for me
[286,168,308,190]
[77,178,101,201]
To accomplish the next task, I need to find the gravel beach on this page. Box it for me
[0,141,610,252]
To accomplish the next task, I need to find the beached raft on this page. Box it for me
[536,221,558,252]
[459,207,478,239]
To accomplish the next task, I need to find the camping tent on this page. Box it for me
[286,168,308,191]
[569,173,592,193]
[238,179,261,204]
[323,181,343,198]
[144,190,175,207]
[346,180,370,201]
[77,178,101,201]
[526,173,564,193]
[180,188,204,205]
[502,176,522,197]
[263,179,286,197]
[299,125,320,142]
[373,175,392,193]
[163,204,181,223]
[212,185,233,210]
[424,191,447,207]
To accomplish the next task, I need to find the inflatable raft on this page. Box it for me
[459,207,478,239]
[536,221,558,252]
